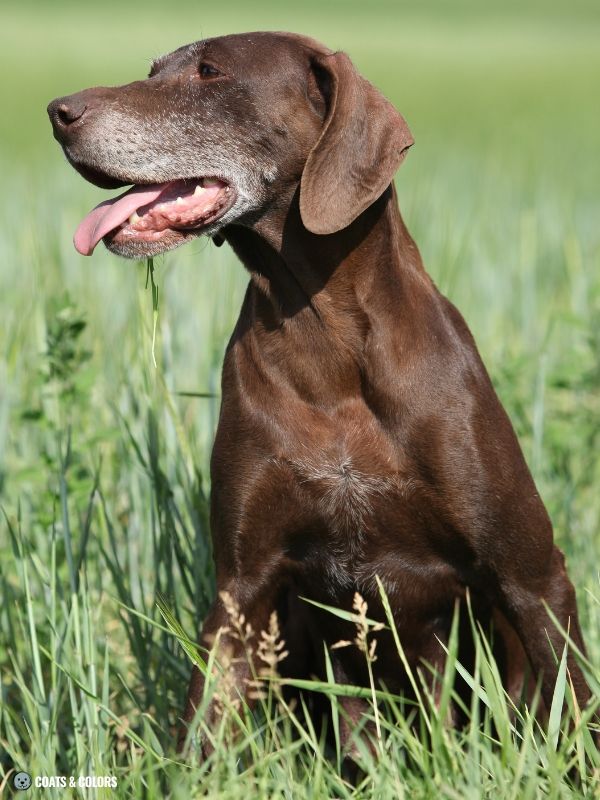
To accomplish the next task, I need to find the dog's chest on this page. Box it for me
[280,420,420,574]
[288,453,406,534]
[274,395,416,534]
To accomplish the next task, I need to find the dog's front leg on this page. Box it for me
[177,454,302,757]
[495,545,592,717]
[178,577,284,758]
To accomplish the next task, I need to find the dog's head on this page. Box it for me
[48,32,413,258]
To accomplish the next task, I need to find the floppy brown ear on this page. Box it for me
[300,51,413,235]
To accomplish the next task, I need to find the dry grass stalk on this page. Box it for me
[332,591,384,663]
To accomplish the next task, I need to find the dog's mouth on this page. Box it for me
[74,176,235,256]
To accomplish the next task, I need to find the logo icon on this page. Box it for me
[13,772,32,791]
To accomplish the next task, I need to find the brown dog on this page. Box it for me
[48,32,592,755]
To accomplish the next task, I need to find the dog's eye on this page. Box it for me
[198,63,221,79]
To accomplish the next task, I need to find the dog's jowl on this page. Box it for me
[48,32,594,756]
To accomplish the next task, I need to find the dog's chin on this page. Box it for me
[102,227,203,258]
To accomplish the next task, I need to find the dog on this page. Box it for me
[48,31,593,756]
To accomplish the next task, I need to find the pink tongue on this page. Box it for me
[74,184,167,255]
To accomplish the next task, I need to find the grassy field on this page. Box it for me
[1,1,600,797]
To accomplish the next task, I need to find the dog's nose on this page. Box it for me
[47,96,88,142]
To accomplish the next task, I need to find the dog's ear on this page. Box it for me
[300,52,413,235]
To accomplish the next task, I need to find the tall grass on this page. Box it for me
[1,1,600,796]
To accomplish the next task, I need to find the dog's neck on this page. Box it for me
[221,186,436,405]
[224,185,430,327]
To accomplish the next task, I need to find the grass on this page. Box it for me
[1,1,600,796]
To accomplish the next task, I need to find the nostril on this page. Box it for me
[56,102,87,127]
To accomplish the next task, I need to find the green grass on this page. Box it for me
[1,1,600,796]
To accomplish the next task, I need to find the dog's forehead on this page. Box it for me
[151,31,331,75]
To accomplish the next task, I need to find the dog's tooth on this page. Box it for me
[194,185,206,196]
[129,211,140,225]
[176,196,184,205]
[203,177,220,187]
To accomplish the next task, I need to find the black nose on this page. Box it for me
[47,96,88,142]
